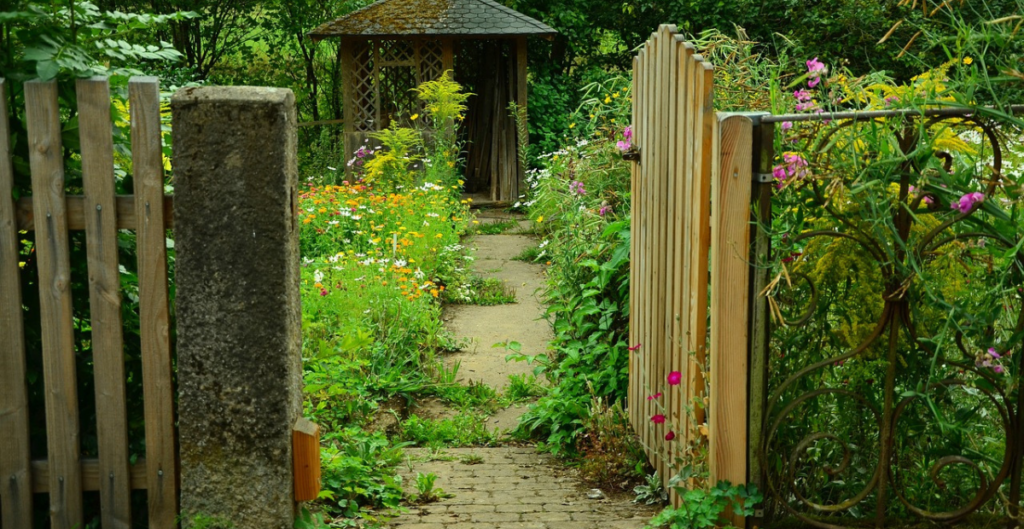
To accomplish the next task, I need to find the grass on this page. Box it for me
[512,245,543,262]
[444,276,517,305]
[472,219,519,234]
[399,412,502,448]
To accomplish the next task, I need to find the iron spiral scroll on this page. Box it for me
[758,113,1024,529]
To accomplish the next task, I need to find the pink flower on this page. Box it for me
[650,414,666,424]
[665,431,676,441]
[773,165,787,181]
[989,348,1002,359]
[667,371,682,386]
[628,343,642,352]
[599,205,611,217]
[793,90,812,102]
[617,140,632,152]
[808,76,821,88]
[923,196,934,206]
[795,102,816,112]
[647,392,663,401]
[994,365,1005,374]
[951,192,985,213]
[806,57,826,75]
[781,121,793,131]
[623,125,633,141]
[320,289,329,297]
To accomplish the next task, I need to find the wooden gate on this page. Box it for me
[628,25,759,511]
[0,77,177,529]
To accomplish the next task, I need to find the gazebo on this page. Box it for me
[309,0,556,203]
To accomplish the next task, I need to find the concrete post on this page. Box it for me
[171,86,302,529]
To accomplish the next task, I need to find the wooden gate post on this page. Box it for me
[172,86,302,529]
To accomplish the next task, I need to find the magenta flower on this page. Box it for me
[951,192,985,213]
[628,343,642,352]
[994,365,1005,374]
[570,181,586,196]
[647,392,663,401]
[599,205,611,217]
[808,76,821,88]
[650,414,666,424]
[781,121,793,131]
[665,431,676,441]
[793,89,812,102]
[623,125,633,142]
[667,371,682,386]
[773,165,787,181]
[806,57,826,75]
[617,140,632,152]
[320,289,329,297]
[988,348,1002,359]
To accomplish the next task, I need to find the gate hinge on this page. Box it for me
[753,173,774,184]
[623,147,641,163]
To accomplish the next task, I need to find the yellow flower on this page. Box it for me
[536,216,544,223]
[410,113,419,120]
[569,123,576,129]
[963,57,973,65]
[604,96,611,103]
[613,92,620,98]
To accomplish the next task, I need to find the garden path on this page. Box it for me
[386,212,658,529]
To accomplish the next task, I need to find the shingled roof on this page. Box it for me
[308,0,557,39]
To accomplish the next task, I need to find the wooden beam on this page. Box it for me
[130,76,178,529]
[31,459,149,493]
[293,419,322,502]
[27,79,84,529]
[0,76,34,529]
[78,76,134,528]
[16,195,175,231]
[709,114,754,529]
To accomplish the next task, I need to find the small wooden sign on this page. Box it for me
[292,418,321,502]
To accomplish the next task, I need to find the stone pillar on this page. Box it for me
[171,86,302,529]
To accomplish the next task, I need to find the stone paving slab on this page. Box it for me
[389,448,658,528]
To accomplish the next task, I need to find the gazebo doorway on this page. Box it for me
[309,0,556,203]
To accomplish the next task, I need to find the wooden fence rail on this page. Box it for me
[627,26,756,521]
[0,76,177,529]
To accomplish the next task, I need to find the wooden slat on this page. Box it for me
[293,419,322,502]
[0,77,34,529]
[629,53,639,432]
[129,77,178,528]
[640,39,653,466]
[78,76,133,528]
[26,79,84,529]
[516,35,528,197]
[688,57,714,435]
[672,40,694,480]
[16,194,175,231]
[31,459,149,493]
[710,114,753,527]
[656,24,674,484]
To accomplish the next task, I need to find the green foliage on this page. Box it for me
[504,373,547,402]
[443,276,517,306]
[319,428,408,519]
[646,480,762,529]
[576,399,648,491]
[471,219,519,235]
[514,134,633,456]
[399,413,501,448]
[365,123,423,191]
[512,244,543,262]
[634,472,668,506]
[1,1,191,81]
[409,472,450,504]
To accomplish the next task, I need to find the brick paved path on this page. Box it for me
[390,448,658,529]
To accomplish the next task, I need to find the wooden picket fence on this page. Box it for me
[0,77,178,529]
[627,25,755,515]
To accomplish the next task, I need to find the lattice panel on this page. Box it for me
[352,41,376,132]
[418,40,445,83]
[379,64,418,126]
[379,40,414,65]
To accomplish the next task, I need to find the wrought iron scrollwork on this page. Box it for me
[759,111,1024,529]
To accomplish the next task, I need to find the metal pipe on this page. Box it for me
[761,104,1024,124]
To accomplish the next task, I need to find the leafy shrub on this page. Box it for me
[399,413,500,448]
[319,428,408,519]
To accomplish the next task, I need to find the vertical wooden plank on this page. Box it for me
[129,77,178,528]
[748,121,775,523]
[641,37,654,467]
[709,115,753,528]
[0,77,35,529]
[516,36,528,199]
[442,38,455,74]
[670,42,693,476]
[656,24,675,483]
[660,34,680,484]
[626,51,643,433]
[26,79,84,529]
[688,59,714,436]
[78,77,133,529]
